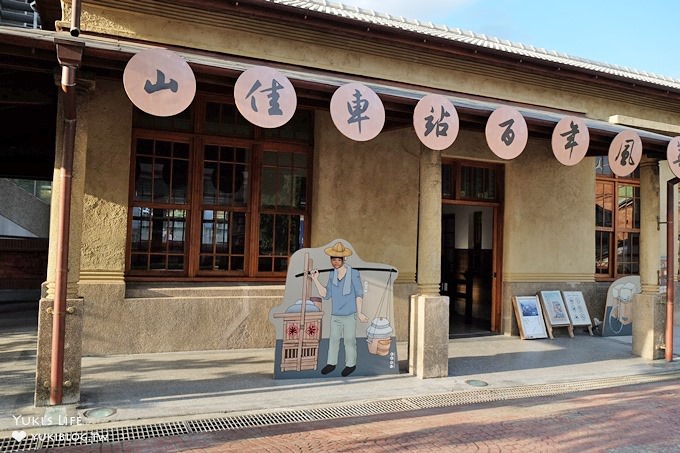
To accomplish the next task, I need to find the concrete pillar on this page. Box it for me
[409,145,449,378]
[35,83,92,406]
[632,157,665,359]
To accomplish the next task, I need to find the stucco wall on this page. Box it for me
[77,2,680,129]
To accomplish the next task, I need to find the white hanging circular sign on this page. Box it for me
[413,94,459,151]
[330,82,385,141]
[234,66,297,128]
[123,48,196,117]
[485,106,528,160]
[608,130,642,177]
[551,116,590,166]
[666,137,680,179]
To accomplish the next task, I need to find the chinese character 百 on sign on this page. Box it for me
[330,83,385,142]
[485,106,528,160]
[123,48,196,117]
[234,66,297,128]
[413,94,459,151]
[551,116,590,166]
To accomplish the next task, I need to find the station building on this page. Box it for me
[1,0,679,405]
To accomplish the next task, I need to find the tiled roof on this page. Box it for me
[270,0,680,91]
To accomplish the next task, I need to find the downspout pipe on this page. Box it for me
[51,30,84,405]
[666,178,679,362]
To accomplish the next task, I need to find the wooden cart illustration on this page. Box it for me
[273,253,323,372]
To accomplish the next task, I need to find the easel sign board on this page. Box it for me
[538,290,574,339]
[537,291,572,327]
[512,296,548,340]
[561,291,593,327]
[268,239,399,379]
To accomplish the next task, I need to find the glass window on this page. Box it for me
[128,97,312,279]
[595,157,640,279]
[442,161,500,202]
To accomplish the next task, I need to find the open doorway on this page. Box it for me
[442,206,496,336]
[440,159,503,338]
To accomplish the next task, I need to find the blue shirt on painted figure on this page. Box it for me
[324,265,364,316]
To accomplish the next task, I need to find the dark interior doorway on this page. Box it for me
[441,206,495,338]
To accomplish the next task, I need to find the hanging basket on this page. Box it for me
[366,317,393,356]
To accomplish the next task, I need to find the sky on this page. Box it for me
[338,0,680,80]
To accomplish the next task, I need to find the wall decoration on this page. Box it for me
[234,66,297,128]
[512,296,548,340]
[551,116,590,166]
[538,290,573,338]
[485,106,528,160]
[413,94,459,150]
[561,291,593,335]
[601,275,640,336]
[330,83,385,141]
[666,136,680,179]
[269,239,398,379]
[608,130,642,177]
[123,48,196,117]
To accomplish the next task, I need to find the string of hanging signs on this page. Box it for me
[123,48,680,179]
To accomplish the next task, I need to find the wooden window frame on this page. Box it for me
[595,158,640,281]
[126,95,313,282]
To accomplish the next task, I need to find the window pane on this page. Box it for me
[258,214,303,272]
[617,184,640,230]
[595,181,614,228]
[261,150,307,209]
[133,139,190,204]
[203,102,254,138]
[442,164,453,199]
[203,145,248,207]
[616,232,639,275]
[595,231,611,275]
[460,166,496,200]
[199,210,246,271]
[129,207,186,271]
[595,157,612,176]
[133,106,193,132]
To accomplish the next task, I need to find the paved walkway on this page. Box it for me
[54,378,680,452]
[2,306,680,451]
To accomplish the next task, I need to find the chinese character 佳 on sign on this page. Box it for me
[330,82,385,142]
[413,94,459,151]
[123,48,197,117]
[484,106,528,160]
[234,66,297,129]
[551,116,589,166]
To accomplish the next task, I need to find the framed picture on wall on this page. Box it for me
[562,291,593,335]
[512,296,548,340]
[538,290,574,338]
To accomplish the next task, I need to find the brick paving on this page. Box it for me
[43,378,680,452]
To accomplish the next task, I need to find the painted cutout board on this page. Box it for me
[601,275,640,336]
[512,296,548,340]
[538,290,574,338]
[561,291,593,335]
[269,239,398,379]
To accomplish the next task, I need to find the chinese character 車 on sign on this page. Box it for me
[330,83,385,142]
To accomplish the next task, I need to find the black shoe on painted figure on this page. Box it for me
[341,366,356,377]
[321,364,336,375]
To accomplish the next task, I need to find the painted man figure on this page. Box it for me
[311,242,368,377]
